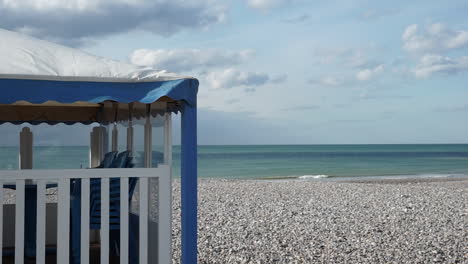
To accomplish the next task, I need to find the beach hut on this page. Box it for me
[0,29,198,264]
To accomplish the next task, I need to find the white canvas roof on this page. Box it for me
[0,28,186,82]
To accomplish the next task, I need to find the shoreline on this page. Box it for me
[337,175,468,184]
[234,174,468,183]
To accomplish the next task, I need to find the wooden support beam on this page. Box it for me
[19,127,33,169]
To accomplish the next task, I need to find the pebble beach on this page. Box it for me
[172,178,468,264]
[1,177,466,263]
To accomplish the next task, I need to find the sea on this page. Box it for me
[0,144,467,181]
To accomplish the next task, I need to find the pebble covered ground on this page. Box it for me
[172,178,468,264]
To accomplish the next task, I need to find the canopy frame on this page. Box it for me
[0,27,198,263]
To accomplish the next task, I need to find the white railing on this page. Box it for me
[0,165,171,264]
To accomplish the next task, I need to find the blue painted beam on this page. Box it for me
[181,100,198,264]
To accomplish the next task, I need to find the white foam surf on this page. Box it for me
[298,174,329,179]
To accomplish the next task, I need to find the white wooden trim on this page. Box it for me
[90,126,108,167]
[101,178,110,264]
[101,125,109,156]
[139,177,149,264]
[144,116,152,168]
[57,178,70,264]
[0,182,3,264]
[142,111,151,263]
[81,178,90,264]
[90,127,100,168]
[88,129,95,168]
[14,180,25,264]
[36,180,46,264]
[164,113,172,165]
[0,166,170,181]
[120,177,129,264]
[112,124,118,152]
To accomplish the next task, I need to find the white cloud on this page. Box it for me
[320,76,343,86]
[130,48,284,91]
[412,54,468,78]
[348,51,371,68]
[308,76,352,87]
[247,0,292,10]
[0,0,226,46]
[2,0,116,10]
[402,23,468,79]
[130,48,255,72]
[205,68,284,89]
[314,47,379,69]
[402,23,468,53]
[356,65,384,81]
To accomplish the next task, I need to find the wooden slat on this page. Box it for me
[141,109,152,264]
[120,177,129,264]
[159,175,172,264]
[101,178,110,264]
[14,180,25,264]
[81,178,90,264]
[19,127,33,170]
[57,178,70,263]
[0,182,3,264]
[139,177,149,264]
[36,180,46,264]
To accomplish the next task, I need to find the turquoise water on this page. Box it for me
[1,144,467,179]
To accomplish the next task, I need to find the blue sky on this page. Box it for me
[1,0,467,144]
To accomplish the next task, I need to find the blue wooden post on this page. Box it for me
[181,100,198,264]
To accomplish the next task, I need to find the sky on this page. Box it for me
[1,0,468,145]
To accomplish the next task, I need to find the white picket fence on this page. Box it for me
[0,166,172,264]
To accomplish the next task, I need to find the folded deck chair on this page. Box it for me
[89,151,138,229]
[71,151,138,264]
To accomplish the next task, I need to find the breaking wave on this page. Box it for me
[298,174,329,179]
